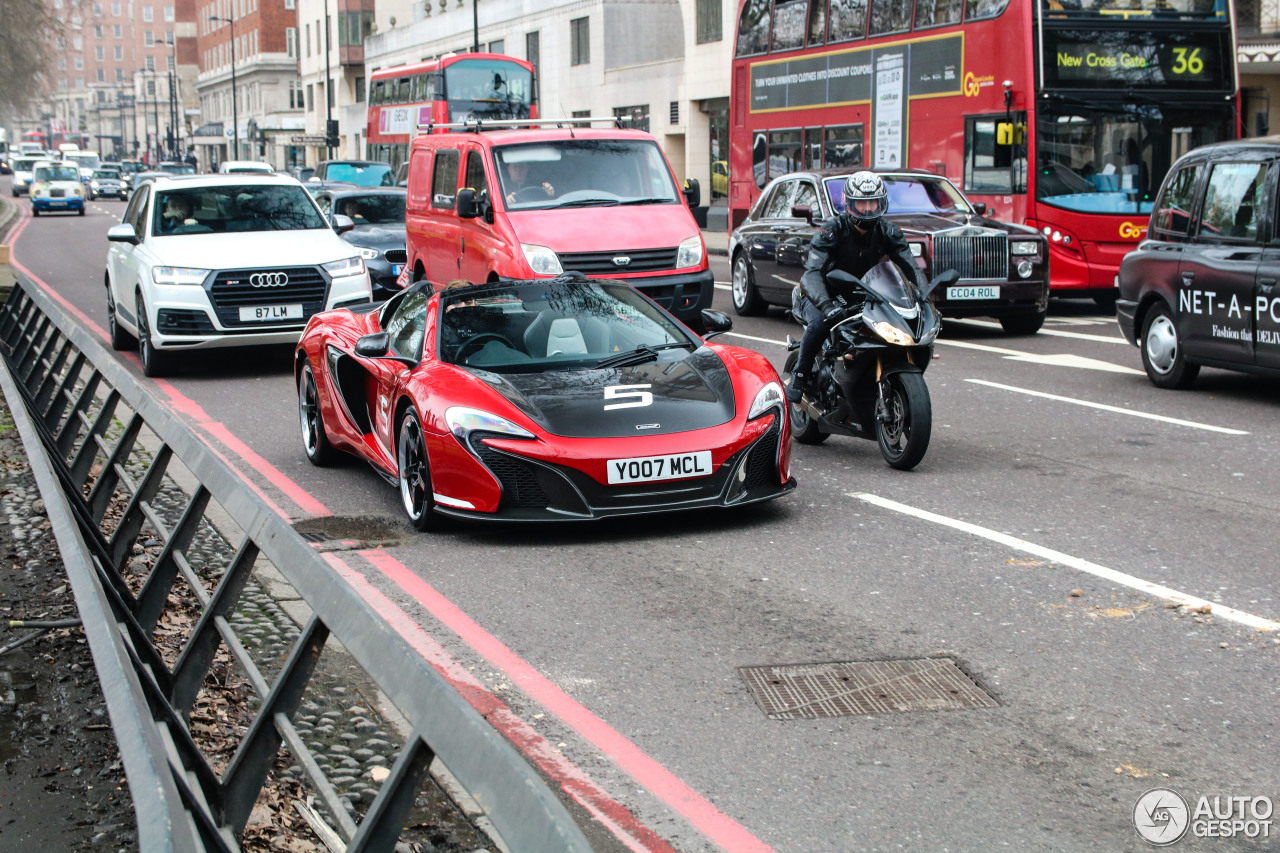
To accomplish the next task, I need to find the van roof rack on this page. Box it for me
[415,117,625,133]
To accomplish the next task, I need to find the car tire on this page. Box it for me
[30,208,38,217]
[875,372,932,471]
[135,293,173,378]
[78,206,85,216]
[731,252,766,316]
[1140,302,1199,389]
[298,361,336,466]
[999,310,1046,335]
[398,405,443,532]
[783,351,828,445]
[106,286,135,350]
[1094,293,1118,312]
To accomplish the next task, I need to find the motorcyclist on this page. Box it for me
[786,170,926,402]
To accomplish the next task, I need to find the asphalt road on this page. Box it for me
[6,181,1278,852]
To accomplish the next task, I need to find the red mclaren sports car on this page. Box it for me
[294,273,795,528]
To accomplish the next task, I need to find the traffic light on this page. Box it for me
[325,119,340,149]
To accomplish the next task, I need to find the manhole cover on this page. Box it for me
[738,657,998,719]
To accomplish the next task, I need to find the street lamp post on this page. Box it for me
[323,0,332,159]
[141,69,161,164]
[209,14,238,160]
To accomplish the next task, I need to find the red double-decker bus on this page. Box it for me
[730,0,1239,304]
[366,52,537,174]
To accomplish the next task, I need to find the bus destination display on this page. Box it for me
[1042,30,1228,90]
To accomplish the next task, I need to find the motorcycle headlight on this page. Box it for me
[152,267,210,286]
[872,321,915,347]
[675,234,704,269]
[356,246,381,261]
[445,406,536,441]
[520,243,563,276]
[323,256,365,277]
[747,381,784,419]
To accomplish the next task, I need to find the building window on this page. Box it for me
[93,1,102,12]
[166,54,174,70]
[164,4,173,20]
[114,45,122,59]
[96,69,104,82]
[166,30,174,44]
[75,56,84,69]
[696,0,722,43]
[570,17,589,66]
[285,0,294,8]
[489,39,504,54]
[147,80,156,95]
[145,31,154,46]
[114,24,121,37]
[116,68,124,81]
[57,57,66,70]
[305,23,311,57]
[290,80,303,109]
[355,76,365,103]
[73,36,83,49]
[145,55,155,71]
[111,0,120,12]
[613,104,649,131]
[306,83,313,111]
[286,27,297,58]
[94,24,103,37]
[143,4,153,21]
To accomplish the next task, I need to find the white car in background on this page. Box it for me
[105,173,372,376]
[217,160,275,174]
[10,156,42,196]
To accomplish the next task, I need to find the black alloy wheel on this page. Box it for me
[398,406,443,532]
[298,361,335,465]
[875,372,931,471]
[783,351,828,445]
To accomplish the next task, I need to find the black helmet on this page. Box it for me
[843,171,888,225]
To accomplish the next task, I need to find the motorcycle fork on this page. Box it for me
[873,352,915,424]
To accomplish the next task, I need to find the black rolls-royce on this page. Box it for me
[728,170,1050,334]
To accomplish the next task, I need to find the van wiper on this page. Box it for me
[594,341,695,369]
[618,197,673,206]
[555,198,620,208]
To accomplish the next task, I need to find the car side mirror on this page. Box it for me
[355,332,391,358]
[791,203,813,223]
[332,213,355,235]
[970,202,987,216]
[700,309,733,339]
[683,177,701,209]
[106,223,140,245]
[921,269,960,299]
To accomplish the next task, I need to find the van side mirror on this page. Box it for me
[700,309,732,339]
[106,223,140,244]
[457,187,480,219]
[332,213,355,234]
[682,177,701,209]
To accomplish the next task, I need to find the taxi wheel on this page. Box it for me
[1141,303,1199,390]
[731,252,765,316]
[397,406,444,532]
[30,208,38,217]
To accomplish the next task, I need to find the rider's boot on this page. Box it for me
[786,372,806,403]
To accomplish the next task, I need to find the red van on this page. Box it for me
[402,121,712,328]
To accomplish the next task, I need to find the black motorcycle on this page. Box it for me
[783,262,958,471]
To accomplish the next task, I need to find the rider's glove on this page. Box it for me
[820,301,845,327]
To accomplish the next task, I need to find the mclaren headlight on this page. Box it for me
[323,256,365,277]
[445,406,536,442]
[676,234,704,269]
[872,321,915,347]
[521,243,563,276]
[748,381,784,419]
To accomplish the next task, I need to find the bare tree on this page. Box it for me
[0,0,64,115]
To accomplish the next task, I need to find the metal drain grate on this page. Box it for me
[297,531,331,543]
[738,657,998,719]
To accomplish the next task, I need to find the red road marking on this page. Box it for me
[358,548,777,853]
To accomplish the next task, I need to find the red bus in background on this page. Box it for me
[366,52,537,175]
[53,131,92,150]
[730,0,1238,304]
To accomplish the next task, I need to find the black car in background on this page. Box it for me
[1118,138,1280,388]
[313,186,407,300]
[729,170,1050,334]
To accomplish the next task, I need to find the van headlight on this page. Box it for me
[521,243,563,276]
[676,235,704,269]
[152,267,209,286]
[323,256,365,277]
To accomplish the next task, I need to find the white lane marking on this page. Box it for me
[725,330,790,347]
[966,378,1249,435]
[938,338,1140,373]
[852,492,1279,632]
[715,282,730,289]
[947,316,1129,344]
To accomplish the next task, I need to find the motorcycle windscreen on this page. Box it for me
[862,260,917,311]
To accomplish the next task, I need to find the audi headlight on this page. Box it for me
[1010,240,1040,256]
[323,256,365,277]
[748,381,784,419]
[445,406,536,441]
[152,267,209,286]
[521,243,563,276]
[675,234,704,269]
[872,321,915,346]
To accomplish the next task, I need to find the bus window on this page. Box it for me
[397,77,412,102]
[736,0,771,56]
[965,0,1009,21]
[829,0,868,41]
[802,127,823,169]
[412,74,430,101]
[916,0,963,28]
[772,0,808,51]
[965,115,1027,194]
[371,80,384,105]
[809,0,828,44]
[824,125,864,168]
[870,0,912,34]
[769,129,803,180]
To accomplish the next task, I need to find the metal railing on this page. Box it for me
[0,278,594,853]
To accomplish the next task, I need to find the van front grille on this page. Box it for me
[557,247,678,275]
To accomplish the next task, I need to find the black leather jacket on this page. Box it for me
[800,213,926,308]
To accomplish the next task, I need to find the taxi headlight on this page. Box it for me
[445,406,536,441]
[72,185,84,197]
[152,266,209,286]
[521,243,563,276]
[323,256,365,277]
[872,321,915,346]
[675,235,704,269]
[748,381,784,419]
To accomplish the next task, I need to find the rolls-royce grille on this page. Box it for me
[557,247,678,275]
[209,266,329,327]
[932,233,1008,281]
[383,249,407,264]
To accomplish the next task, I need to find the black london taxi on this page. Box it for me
[728,170,1050,334]
[1118,138,1280,389]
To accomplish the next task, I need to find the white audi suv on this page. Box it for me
[105,173,372,376]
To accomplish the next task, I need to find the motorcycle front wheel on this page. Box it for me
[783,351,828,445]
[876,372,931,470]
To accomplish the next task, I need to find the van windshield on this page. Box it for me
[494,140,681,210]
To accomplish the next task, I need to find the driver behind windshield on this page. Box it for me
[503,161,554,206]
